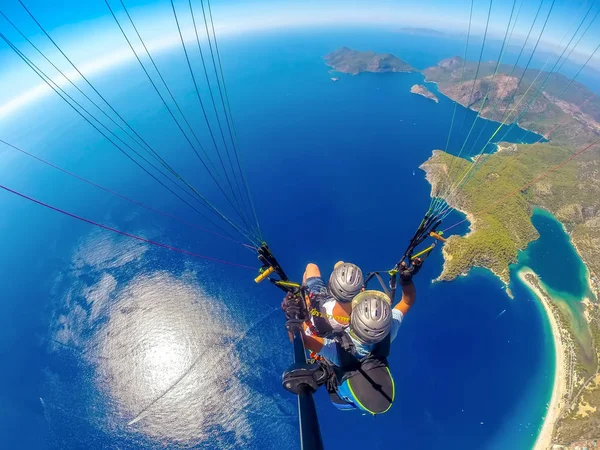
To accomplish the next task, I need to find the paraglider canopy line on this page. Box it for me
[0,183,257,270]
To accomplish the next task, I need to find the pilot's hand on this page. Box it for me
[399,258,422,285]
[281,292,308,322]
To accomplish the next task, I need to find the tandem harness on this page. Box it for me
[324,331,394,415]
[251,212,445,443]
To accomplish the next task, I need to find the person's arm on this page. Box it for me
[301,323,325,353]
[281,282,325,352]
[285,322,325,352]
[394,281,416,315]
[394,259,421,315]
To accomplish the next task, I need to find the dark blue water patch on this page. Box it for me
[497,267,556,450]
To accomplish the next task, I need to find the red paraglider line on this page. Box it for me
[443,137,600,233]
[0,183,257,271]
[0,139,251,248]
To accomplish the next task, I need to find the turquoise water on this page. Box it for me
[0,28,586,449]
[518,208,592,300]
[514,208,596,370]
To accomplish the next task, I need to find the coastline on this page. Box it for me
[419,74,599,447]
[518,268,566,450]
[571,239,598,301]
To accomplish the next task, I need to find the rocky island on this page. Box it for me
[410,84,439,102]
[324,47,416,75]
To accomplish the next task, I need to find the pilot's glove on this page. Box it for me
[399,258,422,286]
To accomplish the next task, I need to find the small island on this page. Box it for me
[410,84,439,103]
[324,47,416,75]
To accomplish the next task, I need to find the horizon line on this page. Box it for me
[0,11,598,120]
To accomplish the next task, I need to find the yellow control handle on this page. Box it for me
[411,245,434,260]
[254,266,275,283]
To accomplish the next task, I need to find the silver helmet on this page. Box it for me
[328,263,364,303]
[350,291,392,344]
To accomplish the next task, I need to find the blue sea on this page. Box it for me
[0,28,590,449]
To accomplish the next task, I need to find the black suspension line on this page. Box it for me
[13,0,255,242]
[0,139,247,246]
[112,0,252,234]
[0,8,206,205]
[429,0,479,215]
[201,0,249,211]
[456,0,495,135]
[0,32,253,244]
[188,0,253,233]
[433,0,519,216]
[188,0,239,205]
[462,0,546,159]
[437,0,590,223]
[495,1,600,145]
[107,4,220,190]
[203,0,263,240]
[106,0,260,243]
[435,0,554,216]
[169,0,253,234]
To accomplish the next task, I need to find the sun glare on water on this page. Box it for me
[93,271,254,443]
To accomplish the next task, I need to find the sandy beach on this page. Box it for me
[518,268,566,450]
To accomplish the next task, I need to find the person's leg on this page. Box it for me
[303,263,321,285]
[303,264,329,318]
[304,264,328,297]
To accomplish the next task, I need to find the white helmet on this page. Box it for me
[329,263,364,303]
[350,290,392,344]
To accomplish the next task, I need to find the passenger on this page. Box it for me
[302,261,363,337]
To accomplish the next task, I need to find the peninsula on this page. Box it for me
[420,55,600,305]
[410,84,439,103]
[324,47,416,75]
[421,144,600,450]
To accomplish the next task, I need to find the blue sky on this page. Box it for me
[0,0,599,116]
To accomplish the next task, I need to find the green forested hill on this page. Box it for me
[421,142,600,284]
